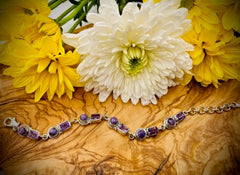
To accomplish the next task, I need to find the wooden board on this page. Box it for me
[0,64,240,175]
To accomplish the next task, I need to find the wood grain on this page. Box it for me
[0,63,240,175]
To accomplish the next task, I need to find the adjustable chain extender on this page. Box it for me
[3,102,240,141]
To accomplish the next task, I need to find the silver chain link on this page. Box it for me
[183,102,240,116]
[70,118,78,124]
[102,115,110,121]
[128,133,135,140]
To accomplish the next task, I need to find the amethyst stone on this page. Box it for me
[147,126,159,137]
[118,123,129,134]
[110,117,118,125]
[165,117,176,129]
[49,127,58,137]
[167,118,175,125]
[176,112,186,121]
[137,129,146,138]
[60,121,71,131]
[18,126,28,136]
[91,114,101,121]
[79,114,90,125]
[80,114,88,121]
[27,130,39,139]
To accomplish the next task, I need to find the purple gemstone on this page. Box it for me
[18,126,27,136]
[49,127,58,136]
[147,126,159,137]
[118,124,129,134]
[27,130,39,139]
[60,121,71,131]
[176,112,186,121]
[80,114,88,121]
[110,117,118,125]
[91,114,101,121]
[137,129,146,138]
[167,118,175,125]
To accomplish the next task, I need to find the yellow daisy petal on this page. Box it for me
[34,71,49,101]
[222,3,240,32]
[64,76,74,92]
[65,87,73,99]
[37,58,50,73]
[49,74,58,98]
[189,46,205,65]
[58,66,64,84]
[58,50,81,66]
[56,82,65,98]
[13,75,32,88]
[48,61,58,74]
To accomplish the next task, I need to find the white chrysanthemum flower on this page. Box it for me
[63,0,193,105]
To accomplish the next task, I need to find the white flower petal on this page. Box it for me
[122,2,140,16]
[99,90,111,102]
[131,96,139,105]
[62,33,81,48]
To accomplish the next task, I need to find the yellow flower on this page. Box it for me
[0,0,60,46]
[2,37,83,101]
[181,0,240,87]
[186,0,220,33]
[0,14,62,66]
[0,0,83,101]
[0,0,50,16]
[207,0,240,33]
[184,26,240,87]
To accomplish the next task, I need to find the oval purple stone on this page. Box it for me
[80,114,88,121]
[167,118,175,125]
[18,127,27,136]
[137,129,146,138]
[110,117,118,125]
[49,127,58,136]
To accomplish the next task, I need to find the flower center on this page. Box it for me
[121,46,148,76]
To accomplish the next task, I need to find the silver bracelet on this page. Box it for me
[3,102,240,141]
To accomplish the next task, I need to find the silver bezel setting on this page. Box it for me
[173,112,186,123]
[147,126,159,137]
[164,117,176,129]
[79,117,91,125]
[58,121,71,132]
[117,123,129,135]
[17,124,30,137]
[135,128,148,141]
[48,126,60,139]
[107,117,119,130]
[27,129,40,140]
[90,114,102,123]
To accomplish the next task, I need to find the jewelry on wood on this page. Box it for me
[3,102,240,141]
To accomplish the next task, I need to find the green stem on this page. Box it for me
[56,4,77,22]
[58,0,90,27]
[49,0,67,10]
[67,0,96,33]
[68,12,86,33]
[48,0,58,7]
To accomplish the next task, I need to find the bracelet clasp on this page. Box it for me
[3,117,19,128]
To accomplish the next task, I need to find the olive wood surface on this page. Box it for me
[0,64,240,175]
